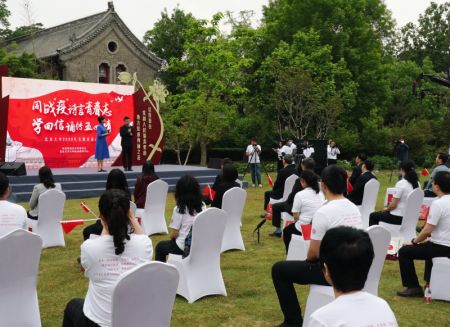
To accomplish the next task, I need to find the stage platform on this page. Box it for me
[9,165,222,202]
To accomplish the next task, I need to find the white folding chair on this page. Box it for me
[0,229,43,327]
[430,257,450,302]
[221,187,247,252]
[303,226,391,325]
[135,180,169,235]
[27,189,66,248]
[269,174,298,205]
[379,188,424,240]
[359,179,380,229]
[111,262,179,327]
[168,208,228,303]
[286,234,309,261]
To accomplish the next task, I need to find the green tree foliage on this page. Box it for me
[398,2,450,74]
[6,22,43,39]
[0,0,10,38]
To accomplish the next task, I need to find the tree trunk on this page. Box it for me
[200,139,208,167]
[184,144,193,166]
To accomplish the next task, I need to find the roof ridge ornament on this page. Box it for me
[108,1,114,11]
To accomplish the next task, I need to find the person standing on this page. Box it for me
[95,116,110,173]
[119,116,133,172]
[397,171,450,297]
[246,137,262,188]
[395,138,409,179]
[327,140,340,165]
[273,141,285,172]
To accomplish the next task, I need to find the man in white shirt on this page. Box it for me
[308,226,398,327]
[0,172,27,237]
[246,137,262,188]
[272,165,362,327]
[397,171,450,297]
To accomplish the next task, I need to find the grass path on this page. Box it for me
[23,171,450,326]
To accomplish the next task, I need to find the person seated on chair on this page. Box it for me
[272,165,362,327]
[83,169,132,240]
[282,170,324,252]
[27,166,62,220]
[155,175,204,262]
[133,161,159,209]
[203,158,234,205]
[397,171,450,297]
[0,172,27,237]
[369,160,419,226]
[270,158,316,237]
[307,226,398,327]
[347,160,377,206]
[348,152,367,187]
[63,189,151,327]
[424,153,449,198]
[211,163,240,209]
[263,154,297,213]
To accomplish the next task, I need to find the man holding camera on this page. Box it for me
[246,137,262,188]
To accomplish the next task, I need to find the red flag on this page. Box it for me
[60,220,85,234]
[202,185,216,201]
[421,168,429,177]
[347,179,353,193]
[267,175,274,187]
[80,201,90,213]
[301,224,312,240]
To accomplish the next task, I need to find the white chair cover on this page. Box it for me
[221,187,247,252]
[286,234,309,261]
[0,229,43,327]
[269,174,298,205]
[359,179,380,229]
[168,208,228,303]
[303,225,391,324]
[111,262,179,327]
[364,226,390,295]
[27,189,66,248]
[430,257,450,301]
[137,179,169,235]
[380,188,424,240]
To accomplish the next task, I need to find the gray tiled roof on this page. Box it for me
[6,2,161,66]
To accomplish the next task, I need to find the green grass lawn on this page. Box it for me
[21,171,450,326]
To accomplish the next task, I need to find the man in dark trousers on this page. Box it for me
[349,152,367,186]
[269,158,316,237]
[347,160,377,206]
[119,116,133,171]
[262,154,297,213]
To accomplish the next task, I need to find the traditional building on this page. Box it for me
[6,2,161,83]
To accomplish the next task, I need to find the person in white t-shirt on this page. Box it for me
[308,226,398,327]
[397,171,450,297]
[155,175,204,262]
[327,140,340,165]
[63,189,152,327]
[246,136,262,188]
[282,170,324,252]
[272,165,362,327]
[369,160,420,226]
[0,172,27,237]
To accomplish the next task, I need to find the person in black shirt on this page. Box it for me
[263,154,297,212]
[119,116,133,171]
[349,153,367,186]
[211,164,240,209]
[347,160,377,206]
[269,158,315,237]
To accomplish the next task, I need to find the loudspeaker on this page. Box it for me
[0,162,27,176]
[308,140,328,176]
[207,158,223,169]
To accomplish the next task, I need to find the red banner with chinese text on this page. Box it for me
[7,89,133,168]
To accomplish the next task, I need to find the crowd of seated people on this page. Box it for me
[4,147,450,326]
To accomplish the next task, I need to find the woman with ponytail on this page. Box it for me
[63,189,152,327]
[28,166,62,220]
[155,175,204,262]
[370,160,420,226]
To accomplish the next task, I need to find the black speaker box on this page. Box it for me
[0,162,27,176]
